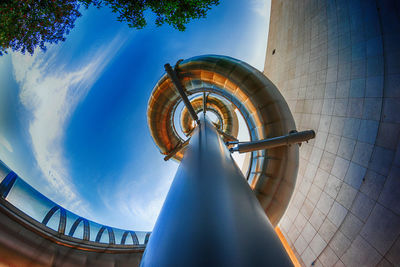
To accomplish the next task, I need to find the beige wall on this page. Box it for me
[264,0,400,266]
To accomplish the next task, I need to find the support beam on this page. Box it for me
[163,139,190,161]
[203,91,207,114]
[165,63,200,124]
[217,128,238,142]
[230,130,315,153]
[140,115,292,266]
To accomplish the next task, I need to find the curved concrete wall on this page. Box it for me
[264,0,400,266]
[0,207,143,266]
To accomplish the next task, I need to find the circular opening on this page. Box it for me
[201,110,220,127]
[172,92,251,177]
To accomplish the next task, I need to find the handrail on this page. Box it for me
[0,160,151,248]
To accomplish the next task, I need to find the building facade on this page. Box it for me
[265,0,400,265]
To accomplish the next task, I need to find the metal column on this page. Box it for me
[140,114,293,266]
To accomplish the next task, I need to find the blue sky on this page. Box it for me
[0,0,271,231]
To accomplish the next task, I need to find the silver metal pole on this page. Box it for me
[140,115,293,266]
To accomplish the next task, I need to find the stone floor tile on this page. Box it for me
[305,163,318,182]
[333,260,345,267]
[315,131,328,149]
[300,198,315,219]
[324,175,342,198]
[350,78,365,98]
[343,117,361,139]
[352,141,374,167]
[302,246,317,266]
[294,212,308,232]
[327,202,348,227]
[351,192,376,222]
[317,191,335,216]
[307,184,323,206]
[319,115,332,132]
[309,207,325,231]
[314,168,330,190]
[376,122,400,149]
[336,80,350,98]
[292,191,306,210]
[370,146,395,176]
[360,170,385,201]
[329,231,351,258]
[362,97,382,121]
[318,246,339,267]
[326,134,341,154]
[344,162,367,190]
[376,258,394,267]
[302,222,317,244]
[378,166,400,215]
[319,152,336,173]
[385,236,400,266]
[341,236,381,267]
[310,147,324,166]
[336,182,358,209]
[330,116,346,135]
[339,213,363,241]
[365,76,383,97]
[333,101,346,122]
[331,156,350,180]
[317,218,337,246]
[294,234,308,255]
[361,203,400,255]
[358,119,379,145]
[287,224,301,245]
[347,98,364,118]
[337,137,356,160]
[310,232,327,256]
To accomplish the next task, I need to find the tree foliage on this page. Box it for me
[0,0,82,55]
[0,0,219,56]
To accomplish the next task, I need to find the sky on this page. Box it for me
[0,0,271,231]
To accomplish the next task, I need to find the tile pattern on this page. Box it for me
[264,0,400,266]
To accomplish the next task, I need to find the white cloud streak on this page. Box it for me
[0,134,13,153]
[98,161,178,231]
[245,0,271,70]
[250,0,270,18]
[11,35,127,213]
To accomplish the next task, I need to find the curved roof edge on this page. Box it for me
[147,55,299,226]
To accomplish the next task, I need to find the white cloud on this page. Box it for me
[244,0,271,70]
[11,35,127,214]
[250,0,270,18]
[97,161,178,231]
[0,134,13,153]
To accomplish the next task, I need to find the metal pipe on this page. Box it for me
[165,63,200,124]
[231,130,315,153]
[140,115,292,267]
[203,91,206,114]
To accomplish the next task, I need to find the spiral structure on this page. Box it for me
[147,55,299,226]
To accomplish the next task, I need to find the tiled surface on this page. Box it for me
[264,0,400,266]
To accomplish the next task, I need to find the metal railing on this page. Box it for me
[0,160,150,250]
